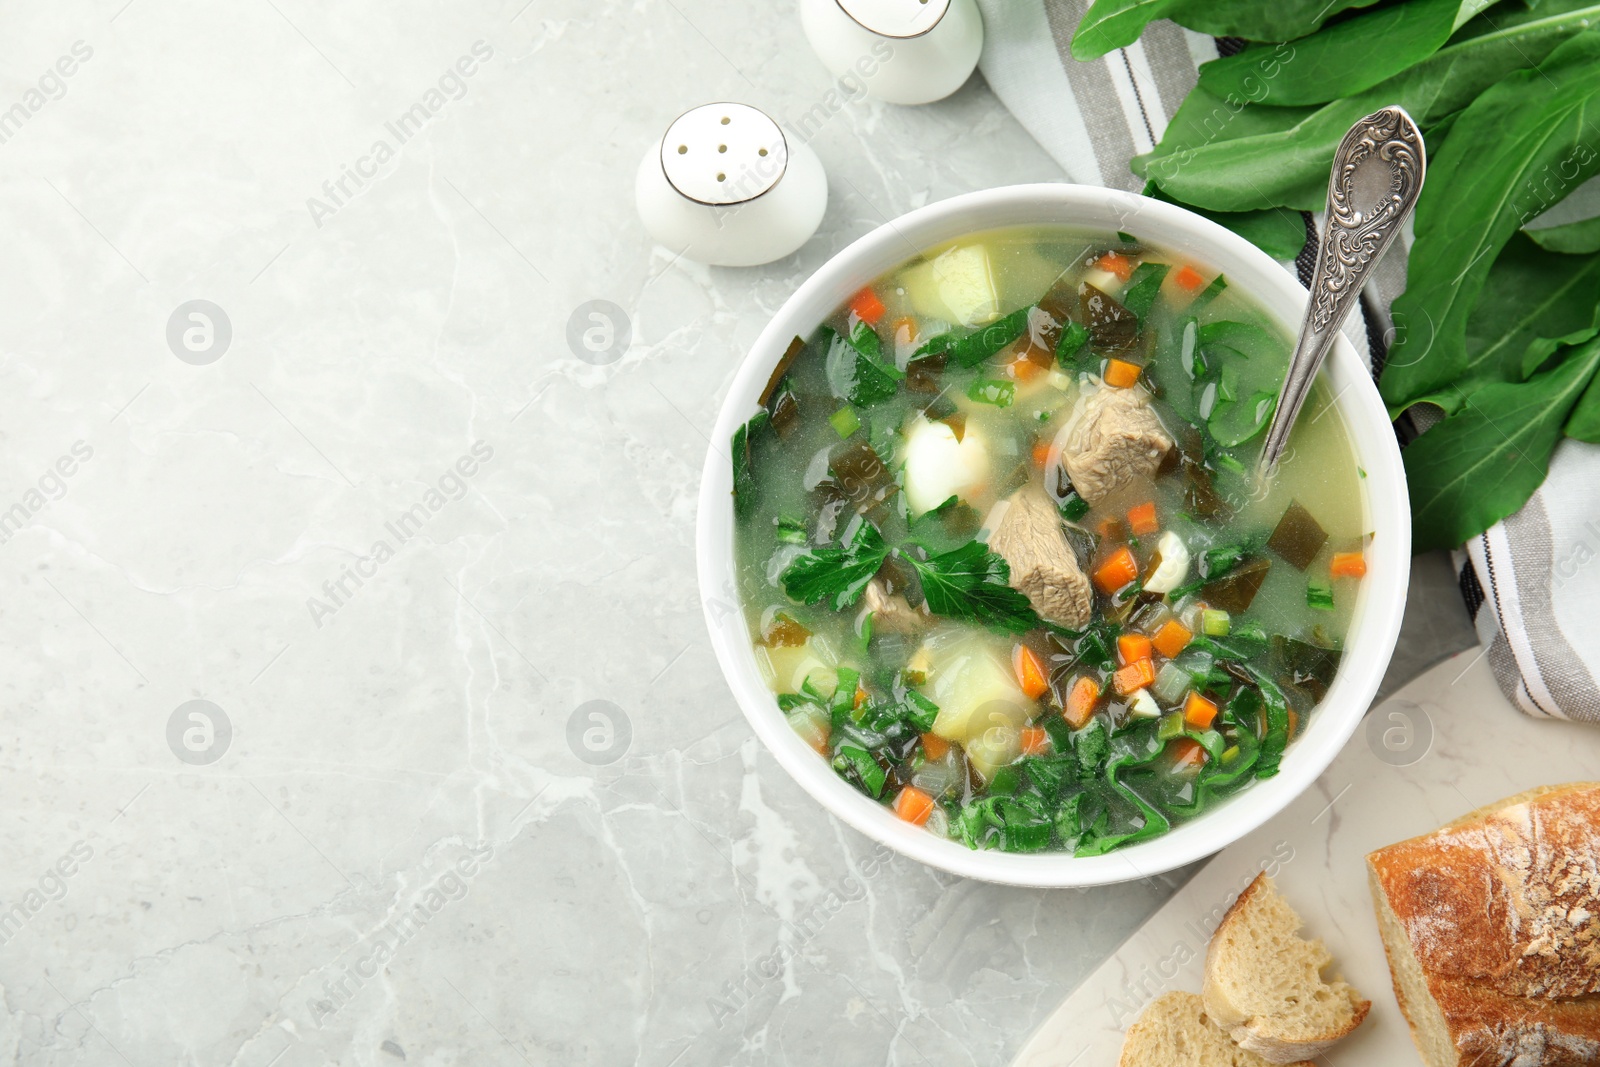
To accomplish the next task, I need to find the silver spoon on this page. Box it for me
[1258,106,1426,473]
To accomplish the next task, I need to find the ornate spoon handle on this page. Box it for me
[1259,106,1426,472]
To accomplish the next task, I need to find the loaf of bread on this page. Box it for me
[1201,874,1369,1062]
[1118,992,1312,1067]
[1367,782,1600,1067]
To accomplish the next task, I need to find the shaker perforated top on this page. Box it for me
[659,103,789,207]
[835,0,950,38]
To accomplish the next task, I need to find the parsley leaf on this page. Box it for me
[779,519,889,611]
[905,541,1041,633]
[825,323,903,407]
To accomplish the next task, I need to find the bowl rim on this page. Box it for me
[694,183,1410,888]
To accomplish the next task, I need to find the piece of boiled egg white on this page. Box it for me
[903,416,989,515]
[1143,530,1191,595]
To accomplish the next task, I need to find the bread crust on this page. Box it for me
[1368,783,1600,1067]
[1202,874,1370,1063]
[1424,977,1600,1067]
[1368,782,1600,998]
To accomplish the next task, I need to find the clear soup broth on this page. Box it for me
[730,226,1369,856]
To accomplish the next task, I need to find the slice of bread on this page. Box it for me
[1201,874,1369,1063]
[1118,992,1312,1067]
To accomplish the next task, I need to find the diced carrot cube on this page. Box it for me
[1013,645,1051,700]
[1183,691,1219,730]
[1020,726,1050,756]
[893,787,935,826]
[1151,620,1193,659]
[1117,633,1153,666]
[850,287,886,325]
[1104,359,1142,388]
[1172,737,1208,770]
[921,733,950,761]
[1096,251,1134,281]
[1114,658,1156,696]
[1127,501,1159,537]
[854,686,867,709]
[1011,355,1045,382]
[1331,552,1367,579]
[1031,439,1053,468]
[1093,546,1140,594]
[1064,676,1100,730]
[1173,265,1205,292]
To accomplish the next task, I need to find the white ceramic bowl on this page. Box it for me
[695,184,1409,887]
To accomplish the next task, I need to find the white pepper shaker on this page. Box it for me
[635,102,828,268]
[799,0,984,106]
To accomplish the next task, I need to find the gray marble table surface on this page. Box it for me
[0,2,1476,1064]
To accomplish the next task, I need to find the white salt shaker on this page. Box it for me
[635,102,828,268]
[799,0,984,106]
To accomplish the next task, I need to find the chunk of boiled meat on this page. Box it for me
[985,485,1092,629]
[1060,386,1174,504]
[862,578,929,634]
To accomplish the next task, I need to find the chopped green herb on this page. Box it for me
[1056,320,1091,366]
[1073,720,1110,781]
[1058,492,1091,522]
[1191,273,1227,312]
[966,379,1016,408]
[825,324,903,407]
[1251,668,1293,780]
[1307,581,1336,611]
[1065,621,1120,672]
[1122,262,1171,322]
[832,744,886,798]
[1201,608,1231,636]
[780,519,890,611]
[829,406,860,438]
[856,689,940,736]
[905,541,1042,634]
[731,411,769,521]
[774,518,808,545]
[919,307,1031,368]
[1042,713,1075,753]
[1193,729,1227,760]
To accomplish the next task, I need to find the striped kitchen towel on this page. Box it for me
[973,0,1600,726]
[1457,441,1600,725]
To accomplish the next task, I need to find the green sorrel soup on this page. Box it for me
[730,227,1368,856]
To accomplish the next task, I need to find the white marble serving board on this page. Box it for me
[1012,650,1600,1067]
